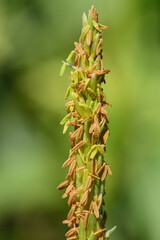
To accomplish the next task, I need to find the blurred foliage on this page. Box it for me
[0,0,160,239]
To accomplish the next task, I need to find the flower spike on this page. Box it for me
[58,6,115,240]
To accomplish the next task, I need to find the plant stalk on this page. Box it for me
[58,6,116,240]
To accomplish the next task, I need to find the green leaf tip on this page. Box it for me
[105,226,117,239]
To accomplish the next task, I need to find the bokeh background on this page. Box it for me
[0,0,160,239]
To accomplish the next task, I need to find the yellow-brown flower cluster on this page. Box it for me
[58,6,115,240]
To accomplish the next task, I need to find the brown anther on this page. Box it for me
[76,213,85,219]
[96,162,106,175]
[82,210,90,214]
[79,190,89,206]
[67,236,77,240]
[57,180,69,190]
[94,159,98,173]
[89,172,100,180]
[94,102,101,114]
[72,125,83,142]
[89,114,101,139]
[65,227,79,237]
[70,140,86,157]
[83,49,90,58]
[74,55,78,67]
[99,23,109,29]
[85,176,92,190]
[77,54,81,68]
[100,118,105,126]
[107,165,112,176]
[86,29,92,46]
[93,201,99,218]
[65,182,74,196]
[70,82,80,86]
[101,165,108,181]
[74,42,83,55]
[65,100,74,107]
[62,192,68,199]
[76,217,80,225]
[105,99,112,107]
[62,219,69,224]
[91,159,95,174]
[76,166,85,172]
[96,69,110,76]
[100,59,103,71]
[66,120,78,126]
[81,117,91,123]
[94,228,106,237]
[100,108,109,123]
[89,5,98,22]
[68,221,74,228]
[96,38,103,56]
[62,156,75,168]
[89,201,94,211]
[103,129,109,144]
[69,132,75,147]
[97,198,102,210]
[83,212,89,229]
[91,63,98,72]
[76,82,85,94]
[68,191,77,206]
[67,204,76,220]
[68,159,76,176]
[72,170,76,181]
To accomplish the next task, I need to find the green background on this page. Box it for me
[0,0,160,239]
